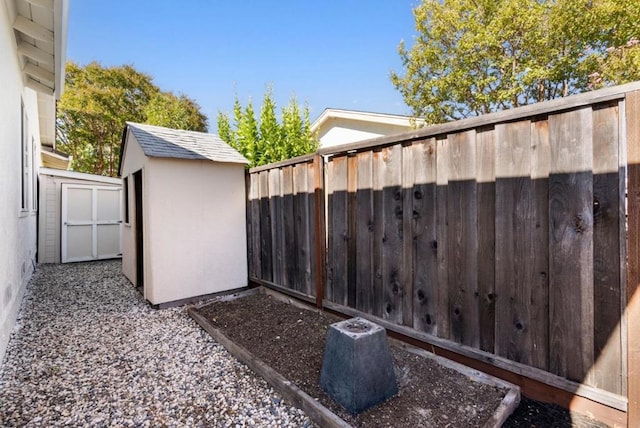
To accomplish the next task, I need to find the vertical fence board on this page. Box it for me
[328,156,349,305]
[294,163,312,294]
[446,131,479,348]
[549,107,595,383]
[410,139,438,335]
[436,137,450,339]
[268,169,284,285]
[248,173,260,278]
[308,160,320,298]
[590,103,623,394]
[530,119,551,371]
[281,166,297,290]
[380,144,404,324]
[402,144,415,327]
[347,155,358,308]
[355,151,374,313]
[476,127,496,353]
[495,120,538,366]
[372,150,384,318]
[258,171,272,281]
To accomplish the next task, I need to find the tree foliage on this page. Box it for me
[217,88,318,167]
[56,61,208,176]
[391,0,640,124]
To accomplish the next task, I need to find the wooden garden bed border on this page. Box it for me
[188,286,521,428]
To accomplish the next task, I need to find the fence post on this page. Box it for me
[314,153,326,308]
[626,90,640,428]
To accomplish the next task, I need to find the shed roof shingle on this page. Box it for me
[126,122,248,165]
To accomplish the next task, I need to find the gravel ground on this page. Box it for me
[0,260,311,427]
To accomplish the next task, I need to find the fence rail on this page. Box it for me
[246,83,640,420]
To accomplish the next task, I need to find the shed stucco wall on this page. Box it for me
[120,132,149,287]
[120,133,248,305]
[0,1,43,360]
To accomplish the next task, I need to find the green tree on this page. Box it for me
[217,89,318,167]
[57,61,208,176]
[391,0,640,124]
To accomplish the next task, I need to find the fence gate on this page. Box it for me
[61,184,122,263]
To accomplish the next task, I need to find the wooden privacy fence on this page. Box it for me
[246,83,640,425]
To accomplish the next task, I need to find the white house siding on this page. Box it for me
[38,169,122,264]
[0,1,43,360]
[318,117,411,148]
[144,158,248,304]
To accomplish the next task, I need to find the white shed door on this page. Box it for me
[61,184,122,263]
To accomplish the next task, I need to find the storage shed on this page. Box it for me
[118,122,249,306]
[38,168,123,264]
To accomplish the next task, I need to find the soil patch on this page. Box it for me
[196,291,511,427]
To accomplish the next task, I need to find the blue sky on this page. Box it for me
[66,1,419,130]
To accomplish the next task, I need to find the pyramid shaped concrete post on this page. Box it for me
[320,317,398,414]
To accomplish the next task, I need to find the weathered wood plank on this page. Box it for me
[625,89,640,427]
[446,130,479,348]
[258,171,272,281]
[347,155,358,308]
[247,173,259,278]
[402,143,415,327]
[380,144,404,325]
[436,137,450,339]
[529,119,550,371]
[308,159,321,299]
[268,168,284,286]
[548,107,594,383]
[590,103,623,394]
[411,138,438,335]
[327,156,349,305]
[372,150,384,318]
[355,151,374,313]
[475,127,496,353]
[294,163,312,294]
[281,166,297,291]
[495,120,548,368]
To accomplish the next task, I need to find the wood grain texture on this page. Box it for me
[436,137,450,339]
[258,171,272,281]
[591,103,623,395]
[402,143,415,327]
[281,166,297,290]
[372,150,385,318]
[495,120,541,367]
[355,151,374,313]
[294,163,312,294]
[446,130,479,348]
[248,173,260,278]
[548,107,594,383]
[380,144,404,325]
[476,127,496,353]
[625,90,640,427]
[347,155,358,308]
[411,138,438,335]
[268,168,284,286]
[327,156,348,305]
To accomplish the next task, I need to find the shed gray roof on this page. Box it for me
[125,122,248,165]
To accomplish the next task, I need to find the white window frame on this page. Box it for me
[20,101,29,213]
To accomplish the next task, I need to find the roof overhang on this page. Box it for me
[8,0,68,148]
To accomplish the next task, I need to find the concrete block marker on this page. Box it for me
[320,317,398,414]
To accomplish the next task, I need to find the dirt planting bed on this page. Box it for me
[190,289,521,427]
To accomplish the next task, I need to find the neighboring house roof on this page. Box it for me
[122,122,248,167]
[310,108,424,134]
[310,108,425,148]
